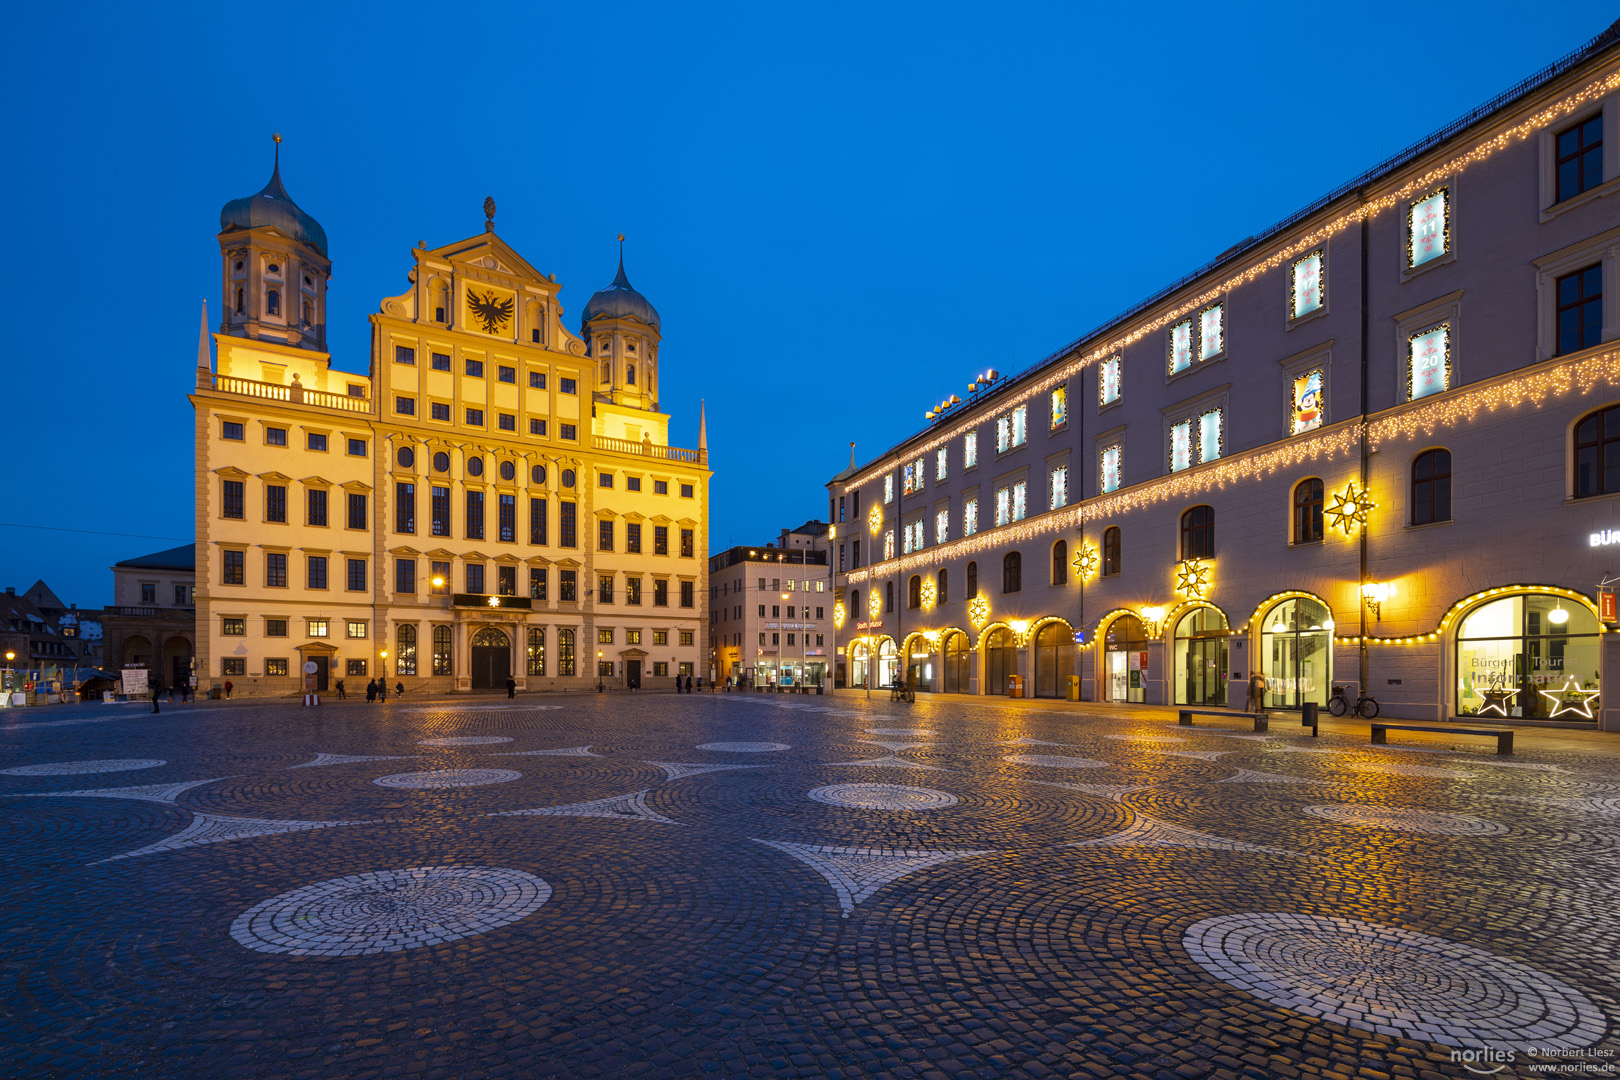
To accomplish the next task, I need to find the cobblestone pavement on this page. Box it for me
[3,692,1619,1079]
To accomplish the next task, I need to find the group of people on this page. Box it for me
[333,678,404,702]
[674,674,701,693]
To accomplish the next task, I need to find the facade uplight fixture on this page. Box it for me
[1140,606,1166,637]
[1361,582,1393,620]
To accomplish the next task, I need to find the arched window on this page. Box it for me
[1293,479,1324,543]
[396,624,417,676]
[627,363,636,385]
[1002,551,1022,593]
[885,580,895,612]
[431,625,452,676]
[602,361,611,382]
[1051,539,1068,585]
[235,286,244,314]
[266,289,281,316]
[1103,527,1121,576]
[1412,449,1453,522]
[527,627,546,676]
[966,561,978,598]
[1180,505,1214,559]
[937,568,948,604]
[557,628,576,676]
[908,575,921,610]
[302,298,313,327]
[850,589,860,619]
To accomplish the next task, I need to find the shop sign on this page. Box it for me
[1602,590,1618,623]
[1590,530,1620,547]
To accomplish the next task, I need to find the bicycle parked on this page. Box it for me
[1327,684,1380,718]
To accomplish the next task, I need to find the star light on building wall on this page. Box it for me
[1325,483,1376,536]
[833,602,846,629]
[1072,544,1099,582]
[968,594,989,628]
[920,577,937,612]
[1175,558,1212,601]
[488,596,501,607]
[868,505,883,536]
[867,590,883,619]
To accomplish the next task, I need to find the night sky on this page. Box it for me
[3,1,1607,606]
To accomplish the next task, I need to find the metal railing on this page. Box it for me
[212,374,372,413]
[593,435,703,463]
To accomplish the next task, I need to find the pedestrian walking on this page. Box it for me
[166,681,174,703]
[223,680,233,699]
[505,675,516,699]
[696,675,703,693]
[365,678,377,703]
[151,677,163,714]
[335,678,346,700]
[377,681,387,702]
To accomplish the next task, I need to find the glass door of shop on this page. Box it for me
[1174,607,1228,706]
[1260,597,1333,710]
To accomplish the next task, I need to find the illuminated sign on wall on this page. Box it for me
[1169,320,1193,374]
[1292,368,1324,434]
[1292,251,1323,319]
[1590,530,1620,547]
[1050,386,1067,430]
[1408,324,1450,400]
[1409,188,1449,267]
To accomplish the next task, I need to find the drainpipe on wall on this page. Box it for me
[1358,198,1371,699]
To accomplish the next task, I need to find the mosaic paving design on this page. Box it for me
[696,741,792,752]
[0,758,164,776]
[753,840,992,916]
[806,783,960,811]
[1302,803,1510,836]
[1182,912,1609,1050]
[98,813,383,861]
[829,754,947,770]
[290,752,412,768]
[1003,753,1109,769]
[371,768,521,789]
[417,735,513,746]
[229,865,552,956]
[1347,760,1477,779]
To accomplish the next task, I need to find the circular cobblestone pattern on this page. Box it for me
[1303,804,1509,835]
[806,783,960,811]
[416,736,514,746]
[229,865,552,956]
[1182,912,1608,1050]
[696,742,792,752]
[372,768,521,789]
[0,759,164,776]
[1004,753,1110,769]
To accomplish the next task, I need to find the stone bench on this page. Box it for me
[1369,723,1514,755]
[1179,709,1268,733]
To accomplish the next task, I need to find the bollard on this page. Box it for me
[1302,701,1319,737]
[1178,709,1192,725]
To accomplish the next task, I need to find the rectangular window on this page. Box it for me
[1199,304,1223,360]
[599,472,614,488]
[347,558,366,592]
[431,402,451,422]
[308,488,327,526]
[347,492,366,530]
[901,520,918,555]
[396,557,416,594]
[995,487,1011,527]
[560,501,577,547]
[222,617,245,636]
[599,519,615,551]
[1557,265,1603,356]
[996,414,1010,453]
[529,371,546,389]
[266,484,286,523]
[498,565,516,596]
[1409,188,1449,267]
[140,582,155,603]
[599,628,615,645]
[267,619,287,637]
[395,345,416,365]
[1012,480,1026,521]
[175,584,189,605]
[395,396,416,416]
[1291,369,1325,434]
[680,528,694,557]
[221,658,245,676]
[1169,319,1193,374]
[654,526,669,555]
[222,420,244,441]
[626,577,641,605]
[1049,464,1068,509]
[530,498,547,544]
[346,659,367,677]
[308,619,329,638]
[396,482,415,534]
[1050,386,1067,430]
[681,581,694,608]
[1170,420,1193,472]
[1100,356,1121,405]
[222,480,244,520]
[935,508,948,544]
[680,483,694,498]
[348,438,367,457]
[307,555,327,589]
[903,458,924,495]
[1292,250,1324,319]
[266,658,288,676]
[307,432,327,451]
[964,431,977,469]
[265,552,287,588]
[465,359,484,377]
[598,575,614,603]
[654,579,669,607]
[560,423,577,441]
[560,569,577,602]
[1407,324,1451,400]
[934,447,948,482]
[884,474,895,504]
[529,419,546,436]
[964,497,978,536]
[654,661,669,677]
[680,629,695,646]
[654,630,668,646]
[498,414,516,431]
[1013,404,1027,446]
[347,621,367,639]
[1198,409,1223,463]
[627,477,641,491]
[559,377,577,395]
[627,629,641,645]
[464,490,485,540]
[265,426,287,446]
[654,480,668,495]
[1101,444,1122,494]
[529,568,547,600]
[431,486,451,536]
[499,493,516,542]
[498,365,516,384]
[431,561,450,594]
[466,563,485,594]
[431,352,451,371]
[1557,115,1604,203]
[466,408,484,426]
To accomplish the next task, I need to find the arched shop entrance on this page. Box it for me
[850,641,870,689]
[943,631,970,693]
[1456,593,1600,722]
[1174,606,1228,706]
[1103,615,1148,703]
[1032,622,1075,698]
[984,627,1017,696]
[470,626,511,690]
[877,639,899,688]
[1260,596,1333,710]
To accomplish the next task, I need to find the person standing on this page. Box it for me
[223,679,233,699]
[335,678,346,700]
[377,680,387,703]
[395,682,404,698]
[150,676,163,714]
[505,675,516,699]
[365,678,377,703]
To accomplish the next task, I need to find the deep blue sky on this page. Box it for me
[2,1,1609,607]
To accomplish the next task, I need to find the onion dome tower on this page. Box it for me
[582,236,661,410]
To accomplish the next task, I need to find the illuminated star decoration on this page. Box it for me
[867,504,883,536]
[488,596,501,607]
[919,577,937,612]
[1175,558,1211,601]
[1538,678,1600,719]
[1325,483,1376,536]
[1072,544,1099,581]
[968,594,990,628]
[1476,675,1519,718]
[867,589,883,619]
[833,602,846,629]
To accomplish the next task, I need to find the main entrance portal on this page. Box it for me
[470,627,512,690]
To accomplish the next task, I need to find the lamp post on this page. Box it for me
[597,650,604,693]
[826,523,835,696]
[3,649,13,699]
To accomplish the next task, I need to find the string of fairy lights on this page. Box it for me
[839,66,1620,498]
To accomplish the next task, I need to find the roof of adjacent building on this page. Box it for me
[219,142,329,257]
[114,545,195,572]
[583,254,660,331]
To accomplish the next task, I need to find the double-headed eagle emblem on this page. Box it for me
[467,288,514,334]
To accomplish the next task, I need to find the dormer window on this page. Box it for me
[266,289,281,316]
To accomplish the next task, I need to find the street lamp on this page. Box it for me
[3,650,13,697]
[597,650,604,693]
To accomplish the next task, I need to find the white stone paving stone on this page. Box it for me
[1020,778,1152,802]
[830,755,949,771]
[1181,912,1608,1050]
[999,737,1073,746]
[1103,733,1186,743]
[1070,813,1301,856]
[417,736,514,746]
[489,790,680,825]
[7,778,232,805]
[288,753,414,768]
[372,768,521,789]
[496,746,599,757]
[1302,804,1509,836]
[1348,760,1477,779]
[865,728,935,736]
[96,813,386,861]
[696,742,791,752]
[807,783,960,811]
[1489,794,1620,815]
[1146,749,1233,762]
[230,865,552,956]
[1216,769,1324,785]
[752,840,992,916]
[0,759,165,776]
[645,761,765,781]
[1003,754,1111,769]
[859,740,931,752]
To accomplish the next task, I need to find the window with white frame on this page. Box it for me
[1100,356,1122,405]
[1409,189,1449,268]
[1291,368,1325,434]
[935,447,948,481]
[995,486,1011,526]
[1012,404,1027,447]
[996,414,1012,453]
[1012,480,1027,521]
[1170,420,1193,472]
[935,507,949,544]
[1050,387,1067,430]
[1198,410,1223,463]
[963,497,979,536]
[964,431,977,469]
[1100,444,1122,493]
[902,519,924,554]
[1049,463,1068,509]
[903,457,924,495]
[1292,250,1324,319]
[1199,304,1223,360]
[883,529,895,560]
[1169,319,1194,374]
[1407,324,1451,400]
[884,474,895,504]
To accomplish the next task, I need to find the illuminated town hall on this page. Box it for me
[192,143,710,694]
